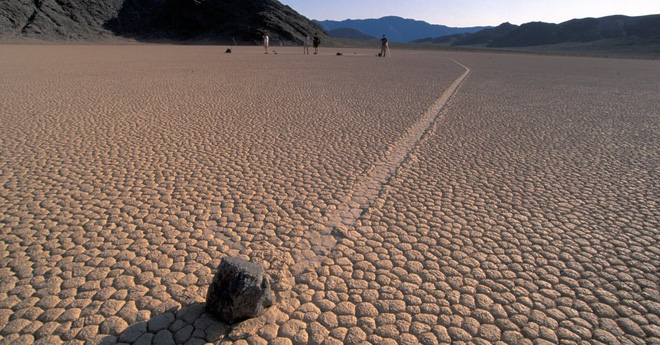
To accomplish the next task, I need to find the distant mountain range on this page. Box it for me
[327,28,375,40]
[412,14,660,47]
[0,0,327,44]
[314,16,490,43]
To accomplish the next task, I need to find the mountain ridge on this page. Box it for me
[327,28,375,40]
[314,16,490,43]
[412,14,660,48]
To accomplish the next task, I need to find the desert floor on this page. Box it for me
[0,45,659,345]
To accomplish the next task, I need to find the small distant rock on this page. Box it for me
[225,48,232,53]
[205,257,273,324]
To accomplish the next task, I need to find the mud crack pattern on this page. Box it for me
[1,46,659,345]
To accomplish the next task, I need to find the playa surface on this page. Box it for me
[1,45,659,345]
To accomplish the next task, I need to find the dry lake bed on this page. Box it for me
[0,45,659,345]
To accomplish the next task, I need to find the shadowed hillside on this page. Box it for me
[0,0,124,40]
[0,0,328,44]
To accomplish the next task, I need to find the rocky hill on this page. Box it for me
[413,14,660,48]
[489,15,660,47]
[412,23,517,45]
[0,0,328,44]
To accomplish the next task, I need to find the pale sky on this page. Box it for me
[279,0,660,27]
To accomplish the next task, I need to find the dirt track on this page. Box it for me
[1,45,659,344]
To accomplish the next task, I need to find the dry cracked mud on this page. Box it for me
[0,46,658,345]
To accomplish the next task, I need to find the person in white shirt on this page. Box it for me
[263,35,270,54]
[303,36,310,54]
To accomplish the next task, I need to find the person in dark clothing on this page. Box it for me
[313,33,321,54]
[380,35,390,57]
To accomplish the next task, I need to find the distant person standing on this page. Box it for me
[303,35,311,54]
[380,34,390,57]
[263,34,270,54]
[312,33,320,54]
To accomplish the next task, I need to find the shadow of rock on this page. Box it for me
[99,250,298,344]
[102,303,229,345]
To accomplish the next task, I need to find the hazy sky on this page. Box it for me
[279,0,660,27]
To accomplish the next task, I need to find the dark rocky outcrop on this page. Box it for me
[104,0,326,43]
[0,0,328,44]
[205,257,273,324]
[0,0,124,40]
